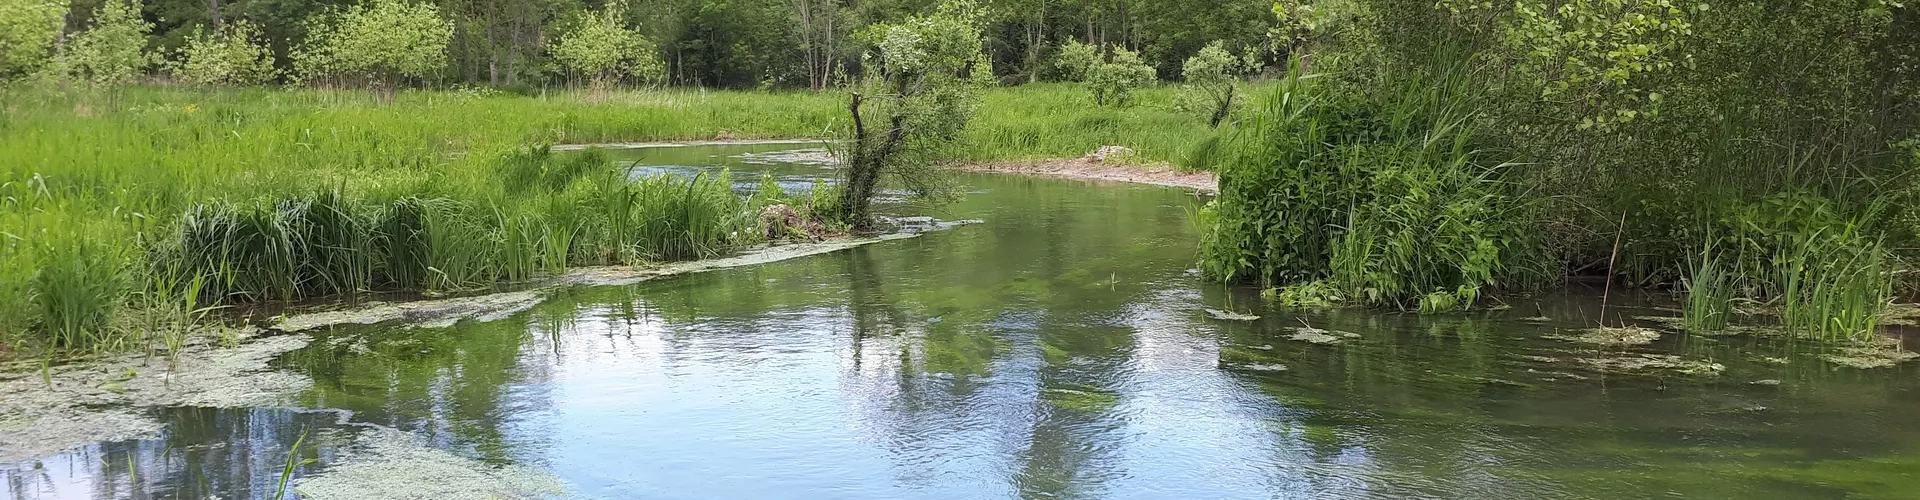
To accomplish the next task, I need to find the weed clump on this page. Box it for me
[1194,61,1552,312]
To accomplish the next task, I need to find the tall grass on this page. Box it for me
[1682,242,1733,333]
[1193,61,1552,312]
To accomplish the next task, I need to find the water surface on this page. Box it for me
[7,145,1920,499]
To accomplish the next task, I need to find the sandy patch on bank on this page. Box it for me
[960,158,1217,193]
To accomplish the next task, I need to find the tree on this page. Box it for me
[552,0,662,89]
[838,0,993,229]
[58,0,155,86]
[0,0,65,80]
[169,19,277,85]
[1086,45,1151,105]
[1181,40,1242,127]
[293,0,452,96]
[1050,38,1095,81]
[788,0,843,90]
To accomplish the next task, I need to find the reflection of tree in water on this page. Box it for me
[3,407,334,499]
[290,315,552,466]
[824,181,1197,498]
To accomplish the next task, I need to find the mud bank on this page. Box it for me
[961,158,1217,193]
[551,139,826,151]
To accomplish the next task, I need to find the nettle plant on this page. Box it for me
[551,0,663,89]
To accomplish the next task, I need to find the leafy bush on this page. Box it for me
[169,20,278,86]
[1087,47,1154,106]
[1050,39,1098,82]
[0,0,64,80]
[293,0,453,91]
[1179,40,1244,127]
[552,0,664,88]
[54,0,153,86]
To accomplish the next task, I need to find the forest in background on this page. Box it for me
[2,0,1277,89]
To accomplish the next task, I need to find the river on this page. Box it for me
[5,144,1918,499]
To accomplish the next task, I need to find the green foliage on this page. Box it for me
[1476,0,1704,129]
[1051,39,1098,82]
[0,0,64,80]
[33,227,131,350]
[56,0,155,86]
[1086,47,1155,106]
[838,0,992,227]
[552,0,664,88]
[1195,62,1551,311]
[293,0,453,88]
[1681,242,1732,333]
[1180,40,1244,126]
[168,20,278,86]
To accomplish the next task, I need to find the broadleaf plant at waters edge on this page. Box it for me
[836,0,994,229]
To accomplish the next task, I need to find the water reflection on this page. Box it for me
[3,407,342,499]
[14,145,1920,499]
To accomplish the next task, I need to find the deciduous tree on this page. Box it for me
[838,0,993,228]
[293,0,452,97]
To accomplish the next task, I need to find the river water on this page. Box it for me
[6,144,1920,499]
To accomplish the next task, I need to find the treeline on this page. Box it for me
[0,0,1284,89]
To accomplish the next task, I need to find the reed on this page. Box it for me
[1681,242,1733,334]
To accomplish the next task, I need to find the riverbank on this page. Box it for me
[0,84,1219,356]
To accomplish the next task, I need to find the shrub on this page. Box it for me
[1087,47,1154,106]
[169,20,279,86]
[54,0,153,86]
[1050,39,1098,82]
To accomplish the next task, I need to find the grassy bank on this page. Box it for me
[0,83,1214,355]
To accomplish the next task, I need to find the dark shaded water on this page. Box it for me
[7,145,1920,499]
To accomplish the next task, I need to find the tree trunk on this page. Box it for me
[209,0,221,30]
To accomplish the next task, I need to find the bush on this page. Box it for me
[1087,47,1154,106]
[1179,40,1244,127]
[169,20,278,86]
[0,0,65,80]
[293,0,453,91]
[1050,39,1098,82]
[1195,63,1552,311]
[53,0,153,86]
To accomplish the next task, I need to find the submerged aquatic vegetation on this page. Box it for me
[1549,327,1662,347]
[1821,341,1920,369]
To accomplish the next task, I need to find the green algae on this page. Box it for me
[1548,326,1662,346]
[1041,383,1120,413]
